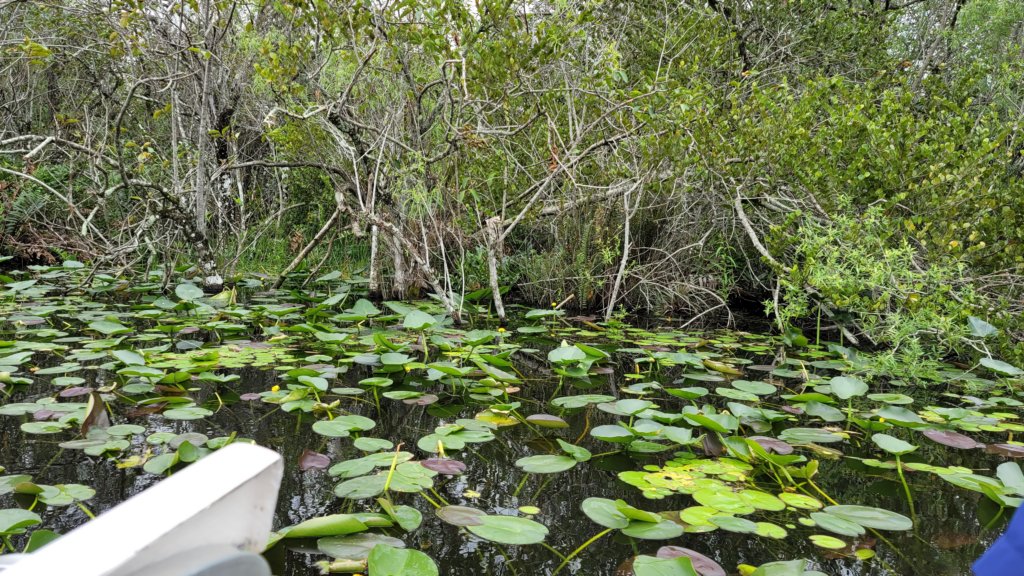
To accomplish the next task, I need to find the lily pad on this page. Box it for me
[515,455,578,474]
[466,515,548,545]
[366,544,438,576]
[824,505,913,531]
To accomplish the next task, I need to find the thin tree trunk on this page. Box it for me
[391,238,407,298]
[272,207,340,289]
[485,216,506,322]
[368,224,380,296]
[605,188,632,321]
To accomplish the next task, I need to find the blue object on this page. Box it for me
[975,508,1024,575]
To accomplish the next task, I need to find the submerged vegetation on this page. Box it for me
[0,266,1020,574]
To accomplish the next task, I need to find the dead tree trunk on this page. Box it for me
[484,216,506,322]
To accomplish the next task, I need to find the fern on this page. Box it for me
[3,187,49,235]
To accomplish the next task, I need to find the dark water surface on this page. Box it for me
[0,276,1015,576]
[0,351,1007,576]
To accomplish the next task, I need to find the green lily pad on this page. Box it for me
[824,505,913,531]
[809,511,866,537]
[466,515,548,545]
[366,544,438,576]
[317,533,404,559]
[830,376,868,400]
[621,519,685,540]
[581,497,629,529]
[312,415,376,437]
[871,433,918,455]
[632,555,699,576]
[0,509,41,534]
[809,534,847,549]
[515,455,577,474]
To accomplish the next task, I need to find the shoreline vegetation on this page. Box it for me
[0,0,1021,367]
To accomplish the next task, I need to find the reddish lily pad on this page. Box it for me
[299,449,331,471]
[403,394,439,406]
[58,387,94,398]
[986,444,1024,458]
[656,546,726,576]
[421,458,467,475]
[436,505,485,526]
[921,429,984,450]
[525,414,569,429]
[749,436,794,455]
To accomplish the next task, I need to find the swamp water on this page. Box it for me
[0,268,1021,575]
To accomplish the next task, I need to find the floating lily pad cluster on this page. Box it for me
[0,265,1022,574]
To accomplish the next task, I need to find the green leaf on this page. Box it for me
[162,406,213,420]
[37,484,95,506]
[88,320,131,336]
[632,555,699,576]
[0,509,41,534]
[466,515,548,545]
[317,533,404,560]
[174,283,204,302]
[980,357,1024,376]
[111,349,146,366]
[5,279,37,292]
[22,529,59,552]
[778,428,846,444]
[590,424,635,443]
[556,439,591,462]
[581,497,629,529]
[377,499,422,532]
[20,421,69,434]
[874,406,924,425]
[0,475,33,495]
[620,519,685,539]
[829,376,868,400]
[708,515,758,534]
[809,511,865,537]
[281,514,376,538]
[751,560,817,576]
[143,453,178,474]
[969,316,998,338]
[824,505,913,531]
[402,310,437,331]
[366,544,439,576]
[348,299,381,318]
[354,437,394,452]
[682,412,738,433]
[548,344,587,365]
[334,475,388,499]
[809,534,847,549]
[778,493,823,510]
[551,394,616,409]
[996,462,1024,495]
[804,401,846,423]
[312,415,376,437]
[514,455,577,474]
[871,433,917,455]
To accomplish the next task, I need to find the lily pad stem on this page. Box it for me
[894,454,916,521]
[77,501,96,519]
[551,528,612,576]
[418,490,441,509]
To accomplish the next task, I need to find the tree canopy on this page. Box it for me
[1,0,1022,358]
